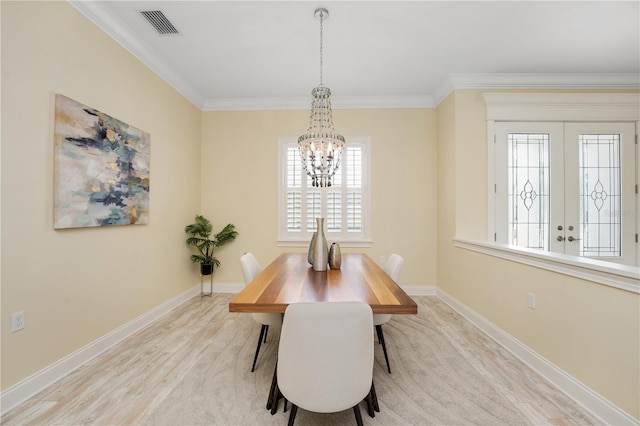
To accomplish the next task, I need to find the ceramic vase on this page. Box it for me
[307,232,317,265]
[311,218,328,271]
[328,243,342,269]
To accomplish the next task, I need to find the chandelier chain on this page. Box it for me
[319,10,324,86]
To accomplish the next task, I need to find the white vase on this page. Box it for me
[312,218,328,271]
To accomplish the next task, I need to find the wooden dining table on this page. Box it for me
[229,252,417,315]
[229,252,416,418]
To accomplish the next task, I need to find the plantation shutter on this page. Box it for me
[281,138,370,244]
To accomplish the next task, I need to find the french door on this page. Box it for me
[495,121,637,266]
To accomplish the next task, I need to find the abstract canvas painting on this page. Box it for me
[54,94,150,229]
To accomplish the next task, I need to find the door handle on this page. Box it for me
[567,236,581,242]
[557,236,565,241]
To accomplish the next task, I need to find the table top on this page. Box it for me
[229,253,418,315]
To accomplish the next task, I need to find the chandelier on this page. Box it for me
[298,8,345,188]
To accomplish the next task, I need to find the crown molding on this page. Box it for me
[69,1,639,111]
[202,95,435,111]
[68,0,206,109]
[202,97,308,111]
[433,73,640,106]
[432,77,457,106]
[450,73,640,89]
[335,95,436,109]
[483,92,640,121]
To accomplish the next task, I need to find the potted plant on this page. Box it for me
[185,215,238,276]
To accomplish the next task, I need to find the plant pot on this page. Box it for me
[200,264,214,276]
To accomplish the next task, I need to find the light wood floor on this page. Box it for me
[2,294,601,425]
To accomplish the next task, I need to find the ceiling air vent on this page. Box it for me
[140,10,180,35]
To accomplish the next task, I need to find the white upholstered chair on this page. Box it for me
[373,253,403,374]
[277,302,375,425]
[240,252,283,372]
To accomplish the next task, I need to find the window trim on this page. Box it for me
[484,93,640,286]
[277,136,373,247]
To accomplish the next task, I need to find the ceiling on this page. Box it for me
[71,1,640,110]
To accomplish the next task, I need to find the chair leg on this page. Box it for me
[364,392,375,418]
[252,324,267,372]
[287,404,298,426]
[263,325,269,343]
[266,361,278,412]
[370,381,380,413]
[353,405,363,426]
[376,325,391,374]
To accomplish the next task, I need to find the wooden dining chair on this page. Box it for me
[373,253,403,374]
[277,301,375,425]
[240,252,283,372]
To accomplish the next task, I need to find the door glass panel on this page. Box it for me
[579,134,621,257]
[507,133,550,250]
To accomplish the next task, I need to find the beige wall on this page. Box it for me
[1,1,202,389]
[201,108,438,288]
[2,1,638,420]
[437,89,640,418]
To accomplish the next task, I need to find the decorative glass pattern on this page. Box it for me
[507,134,550,250]
[579,134,621,257]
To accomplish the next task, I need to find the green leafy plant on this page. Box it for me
[185,215,238,269]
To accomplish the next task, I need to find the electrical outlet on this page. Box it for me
[379,256,385,264]
[11,311,25,332]
[527,293,536,310]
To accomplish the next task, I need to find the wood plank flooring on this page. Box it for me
[2,294,600,425]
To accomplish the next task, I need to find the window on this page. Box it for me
[465,93,640,289]
[494,121,637,266]
[278,137,371,246]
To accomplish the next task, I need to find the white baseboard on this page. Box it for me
[436,288,639,426]
[7,282,633,425]
[0,281,432,415]
[0,285,200,416]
